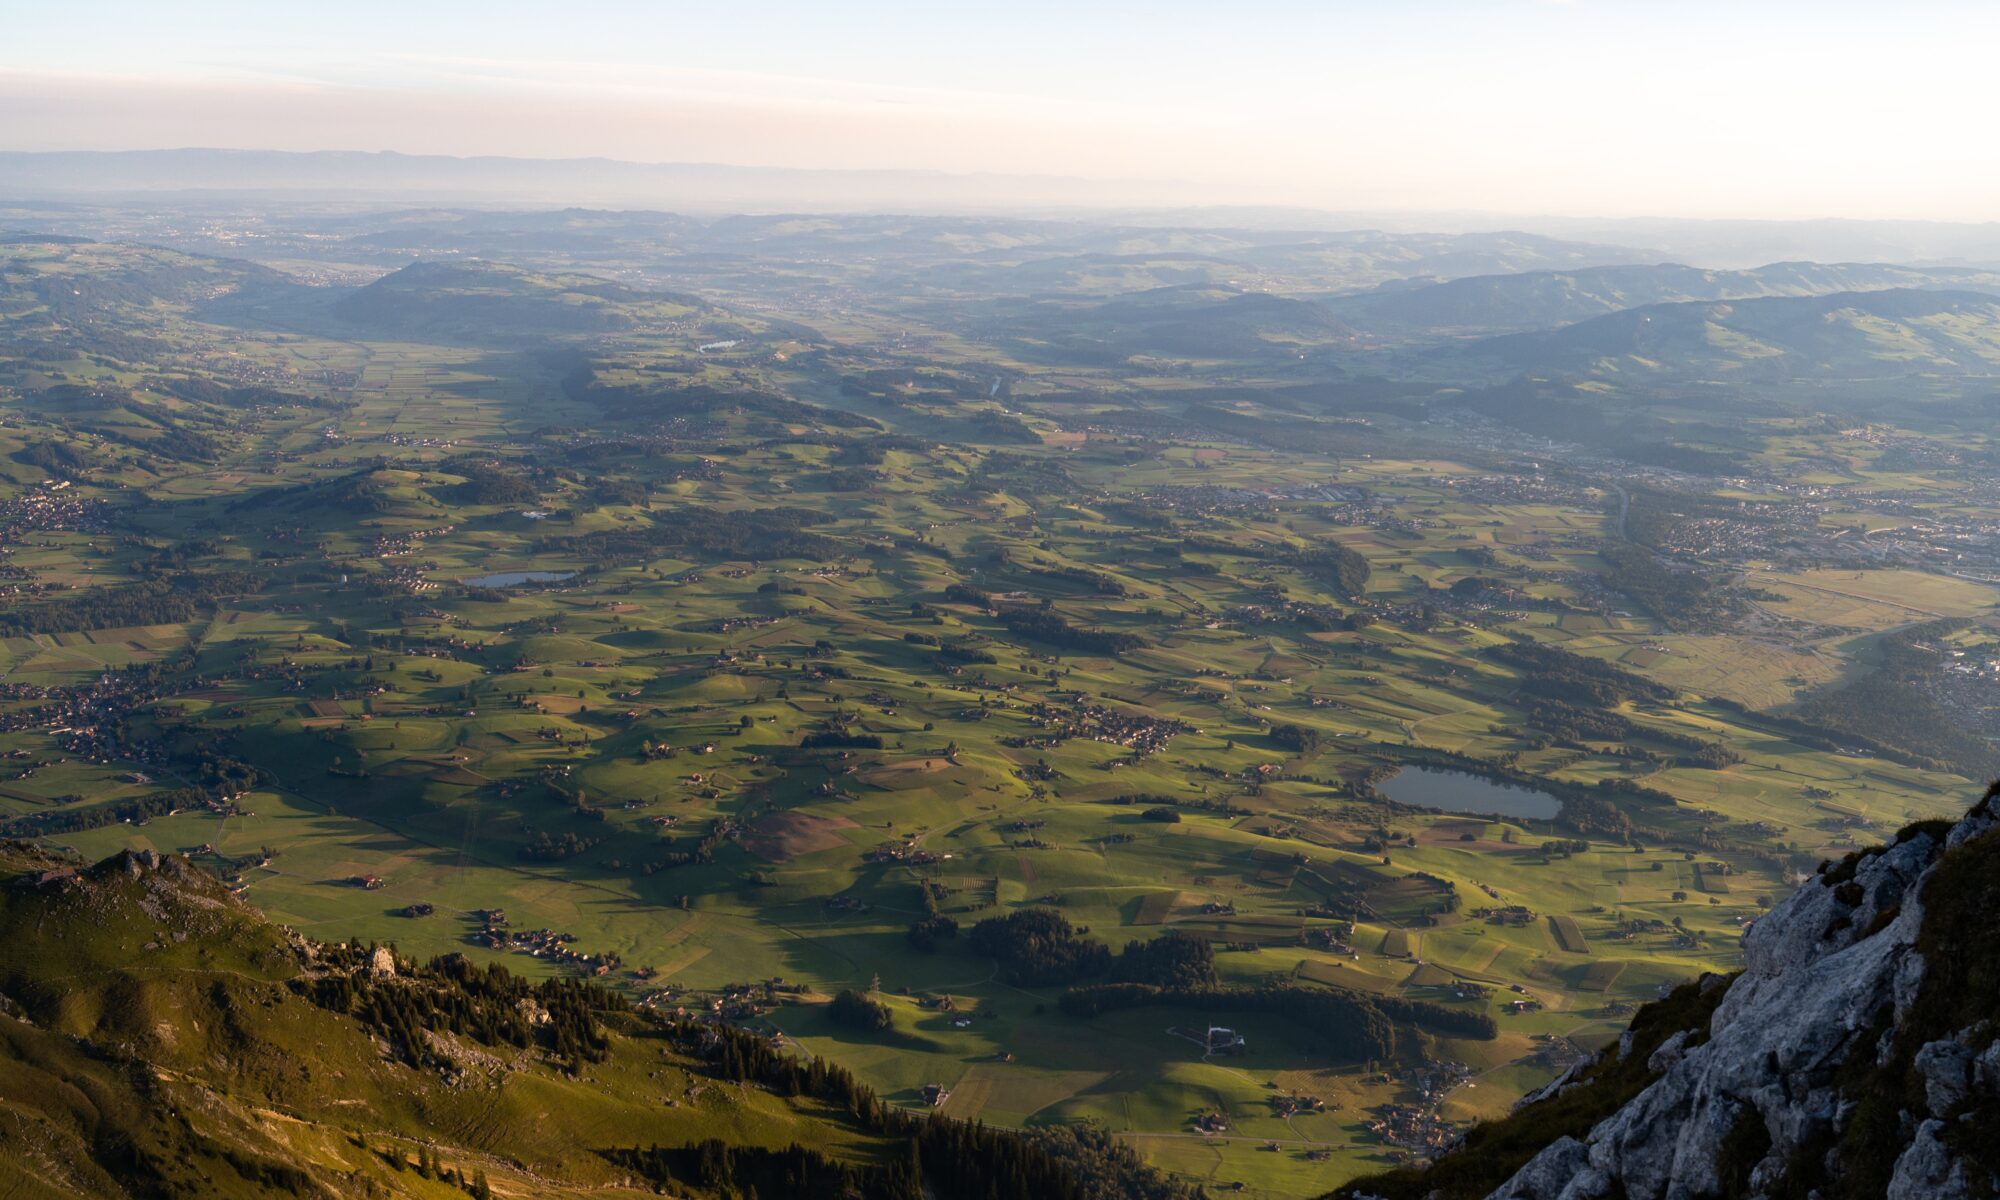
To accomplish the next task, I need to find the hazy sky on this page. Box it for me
[7,0,1999,219]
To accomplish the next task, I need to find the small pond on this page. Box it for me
[1377,765,1561,820]
[461,570,576,588]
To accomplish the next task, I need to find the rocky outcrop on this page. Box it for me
[1479,798,2000,1200]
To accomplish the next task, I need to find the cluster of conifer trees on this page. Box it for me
[1000,609,1147,654]
[0,570,264,635]
[967,908,1111,985]
[297,948,617,1067]
[649,1018,1202,1200]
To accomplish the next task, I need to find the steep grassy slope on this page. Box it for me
[0,842,1193,1200]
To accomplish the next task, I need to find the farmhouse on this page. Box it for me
[1207,1025,1247,1054]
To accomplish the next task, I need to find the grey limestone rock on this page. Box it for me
[1477,817,1976,1200]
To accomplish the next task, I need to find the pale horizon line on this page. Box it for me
[9,145,2000,232]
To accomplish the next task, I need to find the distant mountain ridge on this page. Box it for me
[1460,287,2000,383]
[18,150,2000,267]
[1330,261,2000,336]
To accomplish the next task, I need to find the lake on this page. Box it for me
[1377,765,1561,820]
[461,570,575,588]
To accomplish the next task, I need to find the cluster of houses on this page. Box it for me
[1471,904,1537,927]
[368,523,456,559]
[1003,696,1194,757]
[1365,1102,1459,1156]
[1405,1060,1473,1104]
[1305,927,1360,957]
[1614,916,1672,941]
[472,912,621,976]
[376,559,442,593]
[863,840,942,866]
[0,481,104,538]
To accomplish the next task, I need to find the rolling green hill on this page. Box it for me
[332,260,710,343]
[0,240,287,370]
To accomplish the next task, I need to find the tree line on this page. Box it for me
[1056,981,1497,1061]
[999,610,1146,655]
[0,570,264,636]
[651,1018,1203,1200]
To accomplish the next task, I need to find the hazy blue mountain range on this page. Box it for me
[1328,261,2000,337]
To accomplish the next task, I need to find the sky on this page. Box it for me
[6,0,1999,220]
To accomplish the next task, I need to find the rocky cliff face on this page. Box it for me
[1496,796,1992,1200]
[1342,788,2000,1200]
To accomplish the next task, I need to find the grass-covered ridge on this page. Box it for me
[0,840,1199,1199]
